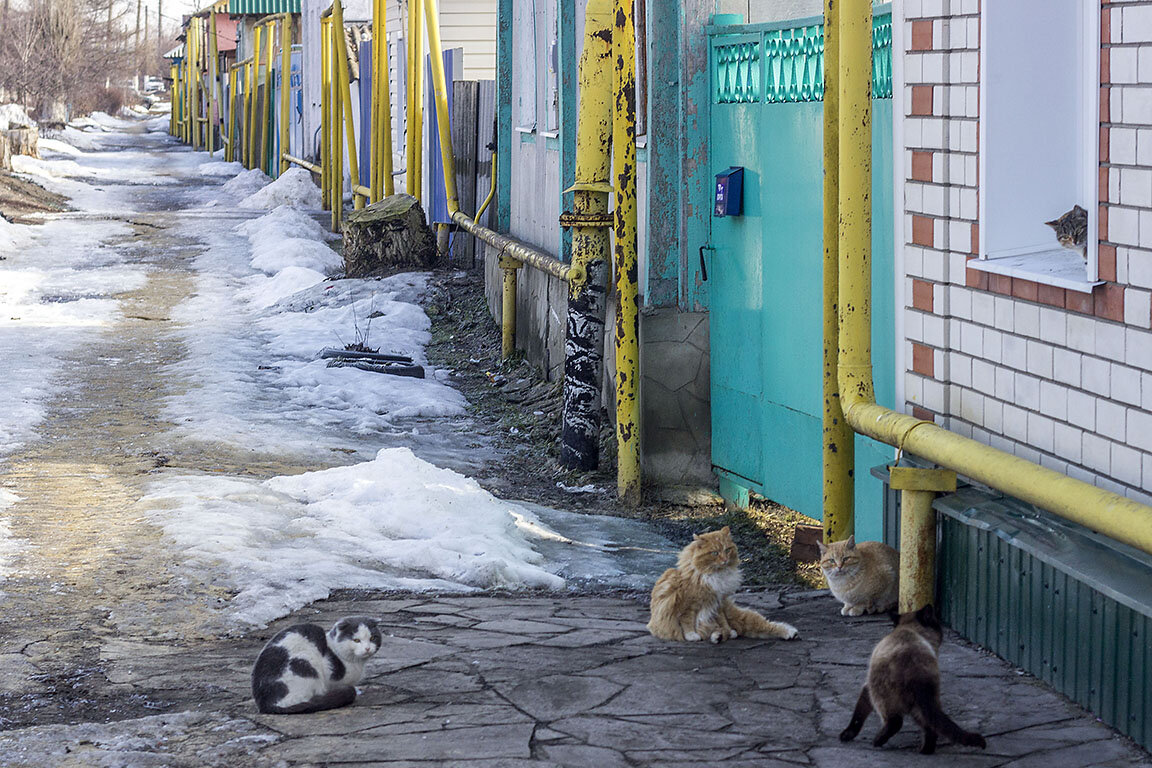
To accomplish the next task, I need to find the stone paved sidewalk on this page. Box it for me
[1,590,1148,767]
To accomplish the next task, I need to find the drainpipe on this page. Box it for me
[279,16,292,175]
[833,1,1152,614]
[613,0,640,503]
[822,0,854,544]
[558,0,613,472]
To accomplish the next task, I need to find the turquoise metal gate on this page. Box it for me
[707,11,895,542]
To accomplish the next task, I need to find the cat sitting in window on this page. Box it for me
[1045,205,1088,262]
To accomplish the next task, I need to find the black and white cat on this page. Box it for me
[252,616,382,714]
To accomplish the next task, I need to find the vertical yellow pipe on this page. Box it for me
[613,0,640,504]
[422,0,457,214]
[405,0,417,195]
[206,15,217,154]
[321,16,331,209]
[280,16,292,174]
[228,67,239,162]
[370,0,382,200]
[823,0,854,544]
[212,11,226,153]
[189,18,199,149]
[372,0,394,199]
[260,20,275,174]
[332,0,365,209]
[331,13,345,230]
[500,256,519,358]
[248,25,263,169]
[412,0,424,200]
[170,64,177,135]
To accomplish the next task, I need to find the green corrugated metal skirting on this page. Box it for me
[225,0,300,15]
[935,486,1151,751]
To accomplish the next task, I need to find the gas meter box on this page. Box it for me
[714,167,744,217]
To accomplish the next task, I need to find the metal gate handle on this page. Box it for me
[699,245,710,282]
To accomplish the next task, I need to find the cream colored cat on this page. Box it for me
[818,535,899,616]
[647,527,799,644]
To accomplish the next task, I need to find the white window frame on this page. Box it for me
[974,0,1101,293]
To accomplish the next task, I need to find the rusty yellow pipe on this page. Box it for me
[279,16,292,175]
[332,0,365,209]
[834,1,1152,565]
[247,26,261,167]
[321,16,331,209]
[500,255,520,359]
[331,14,345,229]
[260,20,275,174]
[370,0,394,199]
[407,0,424,199]
[822,0,854,544]
[613,0,640,505]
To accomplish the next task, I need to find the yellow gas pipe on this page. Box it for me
[332,0,365,209]
[612,0,640,504]
[370,0,394,200]
[320,15,331,209]
[279,16,292,175]
[832,0,1152,615]
[822,0,854,544]
[246,25,261,167]
[408,0,424,200]
[330,11,344,229]
[260,19,275,174]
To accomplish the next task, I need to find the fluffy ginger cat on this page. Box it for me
[647,527,799,644]
[818,535,899,616]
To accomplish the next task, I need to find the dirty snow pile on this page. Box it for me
[237,205,342,291]
[240,167,324,210]
[0,103,35,131]
[144,448,566,626]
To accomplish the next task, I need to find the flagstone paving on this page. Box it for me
[1,589,1147,767]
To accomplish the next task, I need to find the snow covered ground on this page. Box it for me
[0,110,677,622]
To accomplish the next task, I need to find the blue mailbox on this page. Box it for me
[714,167,744,217]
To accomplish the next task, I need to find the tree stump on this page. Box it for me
[0,135,11,171]
[3,128,39,159]
[342,194,438,277]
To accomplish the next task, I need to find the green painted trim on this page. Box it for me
[225,0,299,14]
[643,0,682,308]
[559,0,576,263]
[517,130,536,144]
[496,0,513,232]
[636,144,648,163]
[544,134,560,151]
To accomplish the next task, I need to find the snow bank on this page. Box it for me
[53,125,101,151]
[239,167,322,210]
[220,168,271,199]
[0,104,35,131]
[145,448,565,626]
[11,154,83,178]
[37,137,84,156]
[198,160,244,177]
[239,266,328,309]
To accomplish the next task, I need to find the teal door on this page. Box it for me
[708,13,895,543]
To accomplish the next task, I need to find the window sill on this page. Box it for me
[969,249,1102,294]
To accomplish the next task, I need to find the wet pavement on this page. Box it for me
[1,589,1149,767]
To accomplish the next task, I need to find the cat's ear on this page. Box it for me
[1073,204,1087,215]
[916,603,938,626]
[846,534,856,549]
[816,539,827,555]
[1044,218,1060,229]
[720,525,730,535]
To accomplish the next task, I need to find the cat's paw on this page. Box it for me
[729,629,739,639]
[839,604,851,616]
[709,630,723,644]
[845,605,865,617]
[684,631,702,642]
[777,622,799,640]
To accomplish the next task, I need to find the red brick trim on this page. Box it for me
[911,86,934,116]
[911,20,933,51]
[912,343,935,378]
[911,405,936,423]
[1011,278,1038,302]
[1037,283,1066,308]
[990,274,1012,296]
[1067,290,1094,314]
[965,265,988,290]
[911,151,933,182]
[1098,244,1117,282]
[970,221,979,255]
[912,215,934,247]
[912,279,934,312]
[1094,283,1125,322]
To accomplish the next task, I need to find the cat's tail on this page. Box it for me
[259,685,357,715]
[723,600,799,640]
[912,682,987,749]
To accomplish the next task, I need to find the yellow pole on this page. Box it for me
[280,16,292,174]
[372,0,394,199]
[212,11,226,153]
[331,12,344,230]
[612,0,640,504]
[332,0,364,209]
[833,0,1152,564]
[405,0,416,195]
[321,16,331,209]
[260,20,275,174]
[248,24,263,169]
[822,0,854,545]
[169,64,177,135]
[500,255,520,358]
[422,0,457,214]
[228,67,240,162]
[189,18,199,149]
[412,0,424,200]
